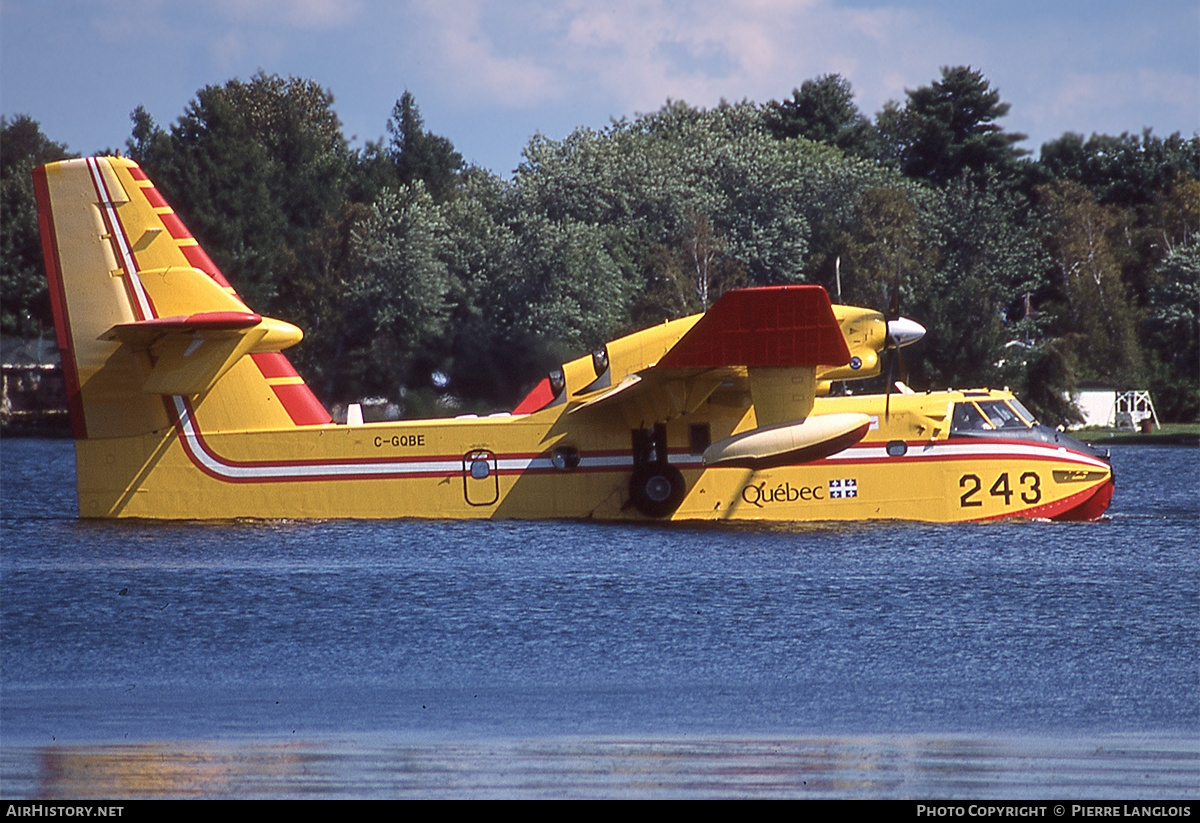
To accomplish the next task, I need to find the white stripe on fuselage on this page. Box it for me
[171,394,1103,485]
[86,157,154,321]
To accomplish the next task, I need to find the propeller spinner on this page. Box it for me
[886,317,925,348]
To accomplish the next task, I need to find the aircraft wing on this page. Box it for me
[654,285,851,370]
[570,286,853,428]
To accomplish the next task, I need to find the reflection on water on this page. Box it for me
[8,733,1199,800]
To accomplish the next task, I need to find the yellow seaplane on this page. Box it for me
[34,157,1114,523]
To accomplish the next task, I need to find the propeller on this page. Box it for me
[883,281,901,421]
[881,274,925,420]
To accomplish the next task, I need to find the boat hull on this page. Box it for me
[75,405,1114,523]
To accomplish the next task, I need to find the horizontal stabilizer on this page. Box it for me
[101,311,304,396]
[703,412,871,468]
[100,311,264,346]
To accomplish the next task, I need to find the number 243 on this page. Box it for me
[959,472,1041,507]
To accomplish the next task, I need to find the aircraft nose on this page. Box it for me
[887,317,925,347]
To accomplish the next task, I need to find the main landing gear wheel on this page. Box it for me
[629,464,686,518]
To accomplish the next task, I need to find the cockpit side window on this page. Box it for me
[951,402,993,432]
[977,400,1030,429]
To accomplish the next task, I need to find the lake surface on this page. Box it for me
[1,437,1197,799]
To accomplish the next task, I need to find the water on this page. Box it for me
[1,437,1197,799]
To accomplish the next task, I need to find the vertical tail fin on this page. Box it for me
[34,157,330,440]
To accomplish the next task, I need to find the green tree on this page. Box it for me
[513,217,628,352]
[643,210,747,317]
[828,184,936,314]
[1038,129,1200,208]
[919,179,1049,395]
[1143,241,1200,421]
[271,201,373,404]
[126,72,351,313]
[350,181,454,402]
[1019,339,1085,428]
[435,168,532,407]
[765,74,876,157]
[877,66,1029,187]
[387,91,465,204]
[1038,179,1145,385]
[706,130,811,288]
[512,100,818,326]
[0,115,75,337]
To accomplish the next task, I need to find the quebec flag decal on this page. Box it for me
[829,478,858,499]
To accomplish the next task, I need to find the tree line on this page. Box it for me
[3,67,1197,422]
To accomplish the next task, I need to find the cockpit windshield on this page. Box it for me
[951,399,1034,433]
[1007,398,1038,425]
[946,396,1106,460]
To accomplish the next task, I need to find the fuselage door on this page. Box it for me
[463,449,499,506]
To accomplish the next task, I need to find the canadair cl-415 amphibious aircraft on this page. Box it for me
[34,157,1113,522]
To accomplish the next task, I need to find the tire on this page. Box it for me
[629,463,686,518]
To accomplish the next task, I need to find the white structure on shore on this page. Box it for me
[1069,387,1160,431]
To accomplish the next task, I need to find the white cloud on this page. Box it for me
[5,0,1193,171]
[409,0,566,108]
[213,0,364,29]
[1037,67,1200,138]
[406,0,975,119]
[394,0,1194,162]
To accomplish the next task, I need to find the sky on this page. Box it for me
[2,0,1197,176]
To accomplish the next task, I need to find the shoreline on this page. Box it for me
[1075,428,1199,446]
